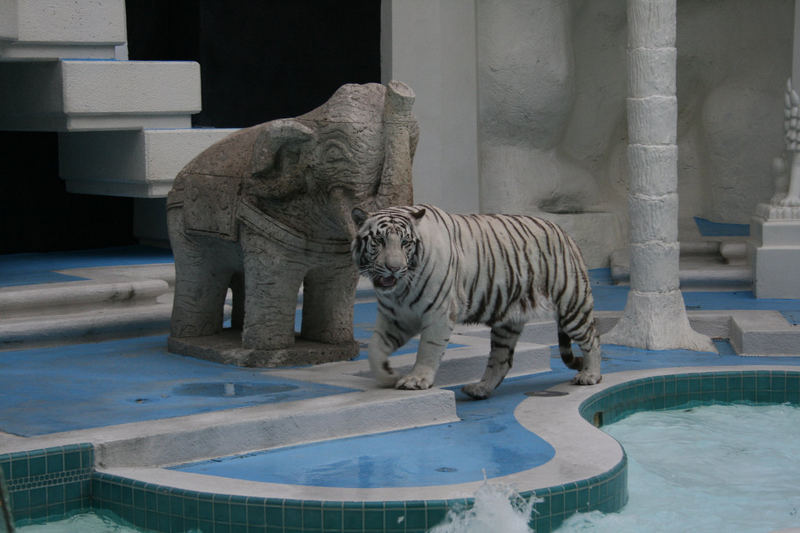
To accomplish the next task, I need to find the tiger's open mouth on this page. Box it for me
[374,276,398,289]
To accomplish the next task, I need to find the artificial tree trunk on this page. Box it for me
[603,0,714,351]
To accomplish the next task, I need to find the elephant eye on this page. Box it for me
[323,142,349,164]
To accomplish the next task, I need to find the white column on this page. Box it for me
[380,0,480,213]
[603,0,713,351]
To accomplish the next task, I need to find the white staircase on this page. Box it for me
[0,0,239,346]
[0,0,237,200]
[0,0,126,59]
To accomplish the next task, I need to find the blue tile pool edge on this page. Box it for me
[0,443,93,526]
[6,369,800,532]
[579,369,800,427]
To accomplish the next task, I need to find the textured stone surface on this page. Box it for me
[476,0,601,217]
[604,0,712,352]
[167,81,417,366]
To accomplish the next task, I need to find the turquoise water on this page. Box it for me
[16,511,146,533]
[437,403,800,532]
[557,403,800,532]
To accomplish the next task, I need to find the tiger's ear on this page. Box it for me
[351,207,370,227]
[410,207,426,221]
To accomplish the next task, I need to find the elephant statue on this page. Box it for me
[166,81,418,366]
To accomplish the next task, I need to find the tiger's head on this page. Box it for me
[351,206,426,291]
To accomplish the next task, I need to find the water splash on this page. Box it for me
[429,481,539,533]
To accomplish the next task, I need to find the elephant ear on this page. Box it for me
[250,119,316,198]
[351,207,370,228]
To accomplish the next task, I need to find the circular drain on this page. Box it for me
[436,467,458,473]
[525,390,569,397]
[173,382,298,397]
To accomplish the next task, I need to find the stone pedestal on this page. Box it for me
[748,203,800,298]
[168,331,361,368]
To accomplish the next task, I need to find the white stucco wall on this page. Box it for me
[383,0,794,267]
[380,0,481,214]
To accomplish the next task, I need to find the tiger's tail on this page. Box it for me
[558,330,584,370]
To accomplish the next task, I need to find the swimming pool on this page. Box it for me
[5,369,796,532]
[558,402,800,531]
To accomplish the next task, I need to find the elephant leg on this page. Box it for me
[301,262,358,344]
[230,271,245,331]
[171,268,230,337]
[169,208,236,338]
[241,233,305,350]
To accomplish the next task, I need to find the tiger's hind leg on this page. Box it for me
[558,322,602,385]
[462,322,523,400]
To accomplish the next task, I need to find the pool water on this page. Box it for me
[556,402,800,532]
[15,510,148,532]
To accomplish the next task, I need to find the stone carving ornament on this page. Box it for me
[762,78,800,220]
[166,81,418,366]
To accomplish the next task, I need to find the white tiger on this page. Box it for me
[351,204,602,399]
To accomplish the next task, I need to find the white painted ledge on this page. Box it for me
[0,60,201,131]
[0,0,126,60]
[59,128,238,198]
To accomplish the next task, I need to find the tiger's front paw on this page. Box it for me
[396,371,435,390]
[572,370,602,385]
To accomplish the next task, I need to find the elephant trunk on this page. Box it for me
[384,80,415,123]
[375,80,418,208]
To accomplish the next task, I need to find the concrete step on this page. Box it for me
[0,265,376,349]
[610,242,752,288]
[0,59,201,131]
[0,263,176,349]
[0,301,173,350]
[375,335,553,388]
[0,0,126,60]
[276,333,553,390]
[3,386,460,469]
[59,128,239,197]
[730,310,800,356]
[0,278,170,315]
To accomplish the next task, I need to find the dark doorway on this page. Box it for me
[0,1,381,254]
[125,0,381,128]
[0,132,136,254]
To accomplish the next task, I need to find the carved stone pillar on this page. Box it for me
[603,0,713,351]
